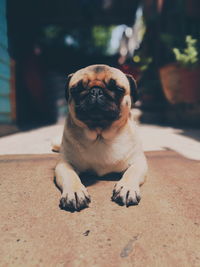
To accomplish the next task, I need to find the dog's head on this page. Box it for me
[66,64,138,130]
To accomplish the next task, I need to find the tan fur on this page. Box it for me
[55,64,148,211]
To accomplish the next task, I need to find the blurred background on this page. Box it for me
[1,0,200,136]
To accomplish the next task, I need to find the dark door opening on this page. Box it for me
[7,0,139,127]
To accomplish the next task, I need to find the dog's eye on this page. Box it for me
[108,79,125,94]
[111,86,125,95]
[71,82,85,94]
[116,86,125,94]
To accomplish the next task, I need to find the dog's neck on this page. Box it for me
[68,111,131,141]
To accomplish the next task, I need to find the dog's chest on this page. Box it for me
[66,130,136,176]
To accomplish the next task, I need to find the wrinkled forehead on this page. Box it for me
[69,65,130,92]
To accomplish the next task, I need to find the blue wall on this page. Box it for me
[0,0,12,123]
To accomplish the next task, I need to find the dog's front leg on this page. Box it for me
[55,160,91,211]
[112,155,148,207]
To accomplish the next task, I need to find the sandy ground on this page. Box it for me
[0,122,200,160]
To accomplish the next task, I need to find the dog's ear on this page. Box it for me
[126,74,139,105]
[65,73,74,101]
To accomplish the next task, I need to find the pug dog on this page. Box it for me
[54,64,148,211]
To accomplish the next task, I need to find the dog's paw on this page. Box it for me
[111,181,141,207]
[59,187,91,212]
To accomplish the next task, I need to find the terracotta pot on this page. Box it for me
[159,63,200,104]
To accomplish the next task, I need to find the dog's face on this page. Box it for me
[66,65,138,130]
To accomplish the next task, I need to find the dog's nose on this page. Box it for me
[90,87,103,98]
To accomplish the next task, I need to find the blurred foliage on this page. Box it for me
[173,35,199,68]
[37,24,120,71]
[135,0,200,102]
[43,25,62,40]
[92,25,115,54]
[41,24,115,55]
[133,53,152,71]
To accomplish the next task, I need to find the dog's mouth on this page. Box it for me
[75,103,120,129]
[71,83,123,129]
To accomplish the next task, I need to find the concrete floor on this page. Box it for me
[0,122,200,266]
[0,151,200,266]
[0,122,200,160]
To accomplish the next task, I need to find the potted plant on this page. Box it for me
[159,35,200,104]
